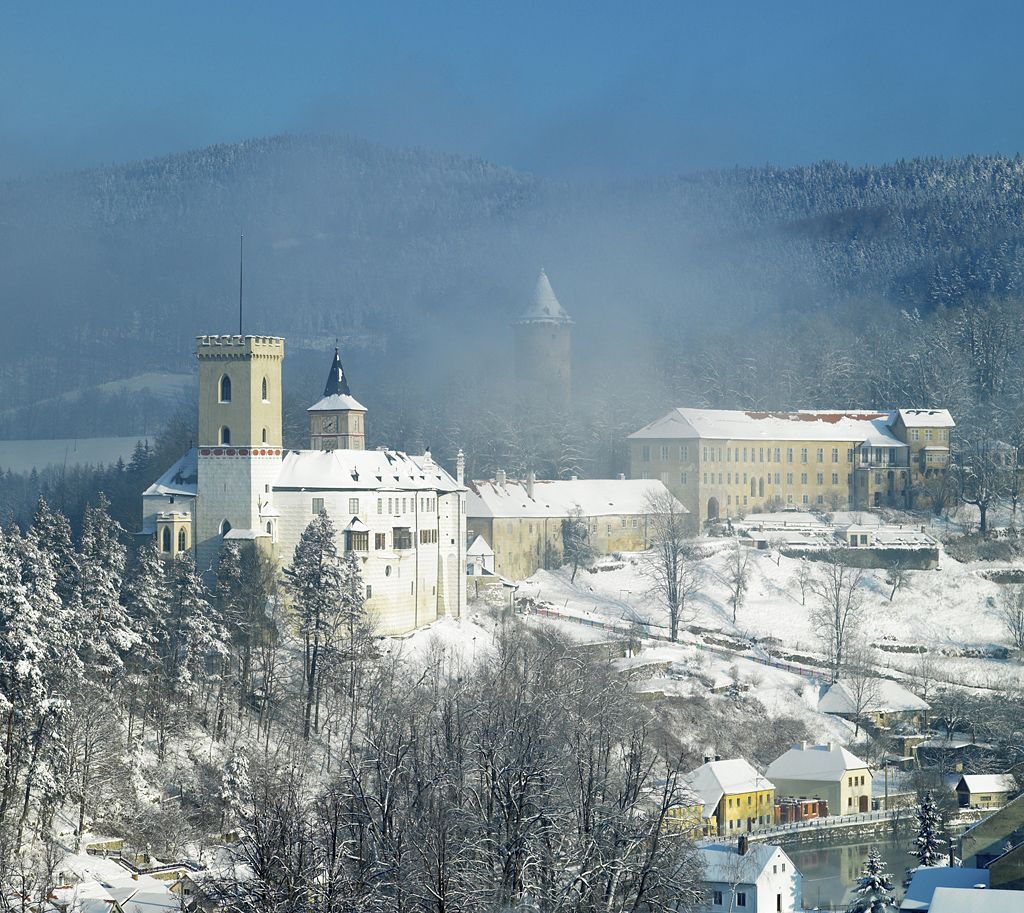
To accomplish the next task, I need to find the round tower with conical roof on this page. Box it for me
[308,347,367,450]
[514,268,572,410]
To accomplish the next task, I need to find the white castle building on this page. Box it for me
[142,335,467,635]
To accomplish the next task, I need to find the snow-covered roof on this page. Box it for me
[143,448,198,498]
[307,393,367,413]
[106,875,183,913]
[818,680,929,715]
[467,477,685,519]
[629,408,907,447]
[223,528,270,540]
[698,843,789,885]
[903,868,989,911]
[685,759,774,815]
[516,268,572,324]
[467,535,494,558]
[893,408,956,429]
[929,887,1024,913]
[766,742,869,783]
[275,449,462,494]
[344,516,371,533]
[957,774,1016,794]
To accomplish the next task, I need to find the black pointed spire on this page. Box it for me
[323,347,352,396]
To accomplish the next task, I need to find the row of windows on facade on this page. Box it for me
[500,516,643,536]
[218,374,271,404]
[641,433,947,466]
[704,471,847,489]
[311,496,441,517]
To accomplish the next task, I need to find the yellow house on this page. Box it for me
[628,408,954,527]
[685,757,776,836]
[663,788,712,837]
[466,473,686,581]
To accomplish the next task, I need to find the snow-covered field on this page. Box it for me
[0,435,147,473]
[516,541,1024,691]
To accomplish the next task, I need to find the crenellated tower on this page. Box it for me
[308,347,367,450]
[195,335,285,574]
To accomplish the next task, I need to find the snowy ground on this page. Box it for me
[516,542,1024,692]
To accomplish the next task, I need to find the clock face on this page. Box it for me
[322,415,338,433]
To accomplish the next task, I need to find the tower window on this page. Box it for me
[262,427,268,443]
[261,377,269,402]
[161,527,171,552]
[220,426,231,445]
[220,520,232,536]
[177,528,187,552]
[219,374,232,403]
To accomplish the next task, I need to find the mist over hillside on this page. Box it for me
[4,135,1024,443]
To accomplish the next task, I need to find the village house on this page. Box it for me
[961,793,1024,869]
[685,758,776,836]
[465,473,684,581]
[818,679,930,733]
[766,742,872,816]
[142,337,467,636]
[628,408,954,526]
[698,839,802,913]
[956,774,1017,810]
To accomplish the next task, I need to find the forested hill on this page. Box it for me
[4,135,1024,429]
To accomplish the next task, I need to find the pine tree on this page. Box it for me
[219,751,250,830]
[27,498,80,608]
[284,511,347,740]
[164,554,223,698]
[848,849,897,913]
[78,494,137,676]
[912,791,945,867]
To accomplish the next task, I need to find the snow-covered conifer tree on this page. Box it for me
[848,848,897,913]
[912,791,945,867]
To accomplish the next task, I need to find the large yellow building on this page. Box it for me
[629,408,954,526]
[685,757,776,836]
[465,473,685,580]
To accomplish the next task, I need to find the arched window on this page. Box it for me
[220,426,231,445]
[758,478,765,497]
[261,427,268,443]
[177,528,187,552]
[219,374,232,403]
[750,478,756,497]
[261,377,269,401]
[220,520,232,536]
[161,527,171,552]
[266,521,273,536]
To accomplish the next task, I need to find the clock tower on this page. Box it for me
[308,347,367,450]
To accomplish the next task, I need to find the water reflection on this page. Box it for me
[786,827,911,911]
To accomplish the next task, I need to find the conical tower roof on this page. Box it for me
[308,346,366,413]
[516,268,573,324]
[323,347,351,396]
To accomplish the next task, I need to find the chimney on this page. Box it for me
[738,835,749,856]
[826,741,834,752]
[132,873,139,881]
[619,472,625,480]
[496,469,506,487]
[456,449,465,485]
[703,755,713,764]
[714,754,722,762]
[799,740,807,751]
[527,470,535,499]
[571,474,578,482]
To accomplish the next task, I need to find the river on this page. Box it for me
[784,825,914,911]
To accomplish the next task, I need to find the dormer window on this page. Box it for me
[219,374,232,403]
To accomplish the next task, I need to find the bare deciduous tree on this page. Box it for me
[726,541,750,623]
[809,551,866,682]
[843,640,881,737]
[561,504,595,583]
[642,489,703,642]
[885,559,910,602]
[997,584,1024,653]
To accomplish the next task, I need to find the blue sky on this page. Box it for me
[1,1,1020,179]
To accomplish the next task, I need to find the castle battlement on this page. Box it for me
[196,335,285,358]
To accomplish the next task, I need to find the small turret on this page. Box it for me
[308,347,367,450]
[513,268,572,410]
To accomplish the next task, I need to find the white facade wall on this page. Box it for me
[195,452,283,576]
[273,486,465,636]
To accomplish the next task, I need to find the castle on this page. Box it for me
[142,335,467,635]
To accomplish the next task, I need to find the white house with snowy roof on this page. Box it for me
[629,406,954,525]
[766,741,872,816]
[698,841,802,912]
[818,679,929,731]
[465,472,685,580]
[142,336,466,636]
